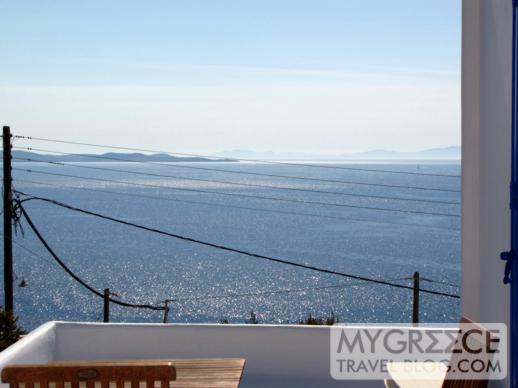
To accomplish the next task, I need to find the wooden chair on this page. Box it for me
[441,317,493,388]
[385,317,496,388]
[1,362,176,388]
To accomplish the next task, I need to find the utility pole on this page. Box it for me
[103,288,110,322]
[412,271,420,324]
[3,126,13,313]
[163,300,170,323]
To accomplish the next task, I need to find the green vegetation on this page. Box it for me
[0,307,26,351]
[298,312,338,326]
[245,311,259,324]
[218,311,339,325]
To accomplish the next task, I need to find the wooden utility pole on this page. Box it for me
[163,300,170,323]
[103,288,110,322]
[412,271,420,324]
[3,126,13,313]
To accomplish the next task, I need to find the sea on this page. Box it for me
[3,161,461,330]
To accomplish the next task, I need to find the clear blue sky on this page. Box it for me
[0,0,461,154]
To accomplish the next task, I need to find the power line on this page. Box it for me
[16,186,437,268]
[420,277,460,288]
[9,228,403,309]
[14,178,459,231]
[15,203,164,311]
[168,277,412,303]
[14,135,462,178]
[12,156,461,206]
[400,276,459,288]
[15,192,460,299]
[12,239,56,267]
[14,222,441,311]
[12,208,441,306]
[14,146,462,194]
[13,168,461,218]
[13,238,164,314]
[13,202,458,314]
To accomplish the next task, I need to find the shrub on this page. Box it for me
[299,311,338,326]
[0,307,26,351]
[245,310,259,324]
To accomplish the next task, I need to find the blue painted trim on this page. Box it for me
[512,0,518,386]
[503,1,518,386]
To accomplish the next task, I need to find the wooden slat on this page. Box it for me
[49,360,244,369]
[2,364,176,383]
[2,365,175,388]
[3,359,244,388]
[170,383,240,388]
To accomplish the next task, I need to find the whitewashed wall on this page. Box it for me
[0,322,385,388]
[462,0,512,387]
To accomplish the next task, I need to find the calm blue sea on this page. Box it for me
[4,161,461,330]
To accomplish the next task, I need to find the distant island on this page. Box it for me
[10,146,461,163]
[10,150,235,163]
[214,146,461,161]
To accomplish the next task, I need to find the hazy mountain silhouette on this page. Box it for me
[215,146,460,161]
[10,146,460,163]
[10,151,234,163]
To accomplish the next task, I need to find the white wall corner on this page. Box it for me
[462,1,511,385]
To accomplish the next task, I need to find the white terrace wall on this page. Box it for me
[0,322,391,388]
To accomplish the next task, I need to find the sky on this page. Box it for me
[0,0,461,155]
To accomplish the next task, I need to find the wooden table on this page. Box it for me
[49,359,246,388]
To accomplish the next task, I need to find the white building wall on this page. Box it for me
[0,322,387,388]
[462,0,511,324]
[462,0,512,386]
